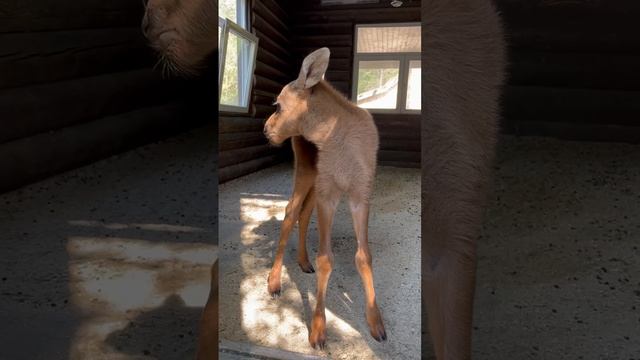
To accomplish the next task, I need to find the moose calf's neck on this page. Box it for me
[300,81,372,152]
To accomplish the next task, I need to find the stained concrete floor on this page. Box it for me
[218,165,422,359]
[468,136,640,360]
[1,128,639,360]
[0,125,217,360]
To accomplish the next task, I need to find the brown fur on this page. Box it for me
[141,1,218,359]
[142,0,217,75]
[422,0,506,359]
[264,48,386,348]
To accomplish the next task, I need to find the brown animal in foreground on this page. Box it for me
[264,48,386,349]
[423,0,506,359]
[142,0,506,356]
[141,1,218,359]
[141,0,216,75]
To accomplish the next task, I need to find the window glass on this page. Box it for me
[220,29,256,108]
[356,60,400,109]
[406,60,421,110]
[219,0,238,24]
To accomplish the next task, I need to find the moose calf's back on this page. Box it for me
[308,81,379,200]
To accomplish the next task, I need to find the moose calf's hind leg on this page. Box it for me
[349,199,386,342]
[309,194,339,349]
[297,187,316,273]
[268,182,312,297]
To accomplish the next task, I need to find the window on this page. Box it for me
[218,0,258,113]
[352,23,421,113]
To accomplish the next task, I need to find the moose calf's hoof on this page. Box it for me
[298,261,315,273]
[309,314,327,349]
[366,308,387,342]
[267,274,281,298]
[370,324,387,342]
[309,330,327,349]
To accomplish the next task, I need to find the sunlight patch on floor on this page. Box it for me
[66,234,217,359]
[68,220,209,233]
[239,195,288,246]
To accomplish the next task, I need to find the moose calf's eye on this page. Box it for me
[272,101,281,114]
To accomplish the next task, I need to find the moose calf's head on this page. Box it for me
[141,0,216,75]
[264,48,331,146]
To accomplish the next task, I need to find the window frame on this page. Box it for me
[351,22,421,114]
[218,0,258,114]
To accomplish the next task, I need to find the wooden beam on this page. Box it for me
[219,132,269,152]
[0,27,152,90]
[0,69,177,144]
[219,154,284,183]
[219,116,265,134]
[503,85,640,127]
[0,103,189,193]
[219,144,277,168]
[0,0,143,32]
[509,51,640,91]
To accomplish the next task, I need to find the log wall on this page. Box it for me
[287,0,422,168]
[497,0,640,142]
[218,0,292,183]
[0,0,205,193]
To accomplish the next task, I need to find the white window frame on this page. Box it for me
[218,1,258,114]
[352,22,421,114]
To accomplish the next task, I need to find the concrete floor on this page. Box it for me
[0,126,217,360]
[218,165,421,359]
[468,136,640,360]
[1,128,639,359]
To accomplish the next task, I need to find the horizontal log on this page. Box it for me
[292,22,353,36]
[219,154,284,183]
[255,0,289,25]
[254,104,276,119]
[0,69,177,144]
[253,93,278,107]
[379,138,420,152]
[503,86,640,126]
[254,29,290,63]
[294,46,352,59]
[373,115,421,131]
[0,103,190,193]
[497,0,640,26]
[508,120,640,144]
[255,75,286,95]
[0,0,143,32]
[252,12,290,47]
[507,25,640,53]
[256,47,292,74]
[219,144,277,168]
[326,70,350,83]
[219,132,268,152]
[291,35,353,48]
[219,117,265,134]
[254,61,292,84]
[376,129,421,141]
[379,160,420,169]
[509,51,640,91]
[0,27,152,90]
[378,150,420,163]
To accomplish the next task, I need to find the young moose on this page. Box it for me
[264,48,386,348]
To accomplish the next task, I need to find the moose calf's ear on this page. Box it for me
[295,47,330,89]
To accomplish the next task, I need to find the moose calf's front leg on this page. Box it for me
[309,194,339,349]
[350,198,386,342]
